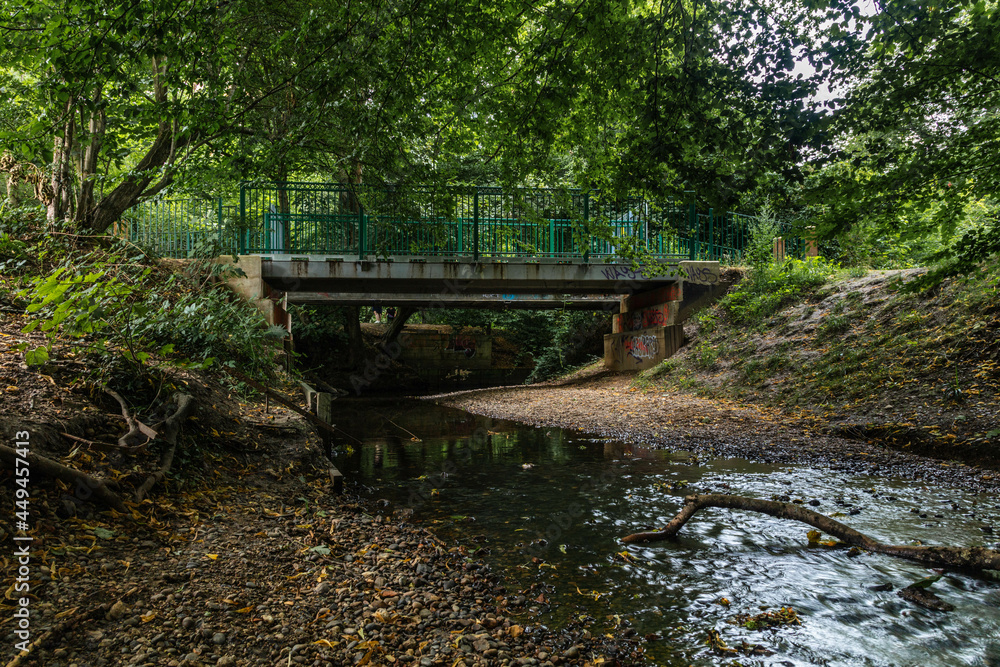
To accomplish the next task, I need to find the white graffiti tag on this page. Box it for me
[621,334,658,361]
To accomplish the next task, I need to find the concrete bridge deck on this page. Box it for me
[251,254,716,296]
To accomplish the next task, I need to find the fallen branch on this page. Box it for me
[104,387,158,447]
[0,444,125,512]
[4,587,139,667]
[61,432,144,453]
[134,393,194,503]
[623,493,1000,571]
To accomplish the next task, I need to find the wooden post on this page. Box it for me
[772,237,785,262]
[805,225,819,258]
[329,465,344,494]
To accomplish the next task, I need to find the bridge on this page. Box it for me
[124,182,799,369]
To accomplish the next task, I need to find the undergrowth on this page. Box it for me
[1,215,284,390]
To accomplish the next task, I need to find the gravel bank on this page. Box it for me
[428,371,1000,494]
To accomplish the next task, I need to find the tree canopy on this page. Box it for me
[1,0,843,231]
[806,0,1000,263]
[1,0,998,274]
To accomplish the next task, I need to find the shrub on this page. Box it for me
[17,238,282,381]
[720,256,836,325]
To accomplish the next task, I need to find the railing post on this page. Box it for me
[217,196,223,249]
[358,204,366,260]
[473,187,480,262]
[708,207,714,261]
[583,192,590,262]
[239,183,246,254]
[685,190,697,260]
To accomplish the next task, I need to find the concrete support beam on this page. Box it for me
[286,292,622,309]
[218,255,287,327]
[612,301,680,333]
[621,284,683,313]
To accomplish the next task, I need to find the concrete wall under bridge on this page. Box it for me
[395,325,492,371]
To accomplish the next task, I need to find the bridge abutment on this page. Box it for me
[603,261,723,371]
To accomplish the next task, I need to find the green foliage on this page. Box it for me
[692,341,721,370]
[424,308,608,384]
[16,238,281,379]
[907,217,1000,291]
[1,0,854,237]
[720,257,837,326]
[0,231,30,274]
[805,2,1000,270]
[289,306,349,346]
[19,250,150,367]
[744,205,781,270]
[130,281,283,377]
[525,311,609,383]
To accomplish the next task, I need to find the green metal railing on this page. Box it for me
[119,198,239,257]
[123,183,808,262]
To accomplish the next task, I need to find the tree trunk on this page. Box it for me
[275,164,290,249]
[47,100,75,226]
[83,126,184,234]
[5,173,18,208]
[83,56,189,235]
[75,87,106,226]
[342,306,365,369]
[622,493,1000,571]
[382,306,415,347]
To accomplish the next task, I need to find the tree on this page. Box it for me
[806,0,1000,262]
[2,0,844,234]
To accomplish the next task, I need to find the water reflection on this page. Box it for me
[330,399,1000,667]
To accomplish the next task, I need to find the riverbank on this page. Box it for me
[0,319,643,666]
[3,463,640,667]
[429,372,998,494]
[430,267,1000,494]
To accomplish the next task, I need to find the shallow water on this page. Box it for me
[331,399,1000,667]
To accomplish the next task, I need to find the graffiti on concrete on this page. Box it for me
[617,304,671,332]
[680,262,721,285]
[600,262,720,286]
[447,333,478,358]
[599,265,651,281]
[621,333,659,361]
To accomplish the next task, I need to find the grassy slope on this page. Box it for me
[639,264,1000,465]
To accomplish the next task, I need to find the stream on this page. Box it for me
[330,398,1000,667]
